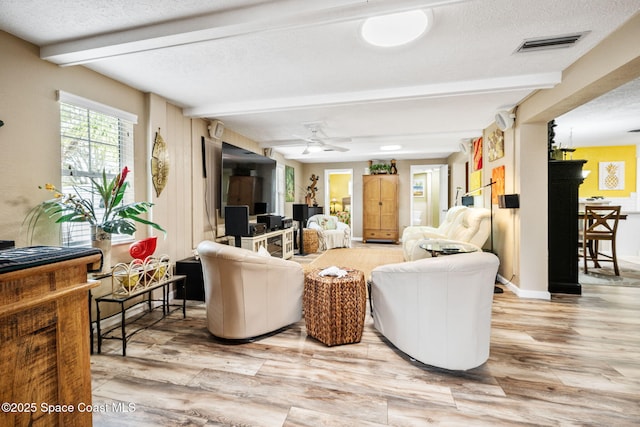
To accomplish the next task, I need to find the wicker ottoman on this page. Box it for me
[303,228,319,253]
[303,268,366,346]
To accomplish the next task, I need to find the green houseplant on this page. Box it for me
[25,166,165,270]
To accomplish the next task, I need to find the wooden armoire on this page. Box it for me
[362,174,399,243]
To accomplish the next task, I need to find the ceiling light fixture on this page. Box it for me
[361,9,430,47]
[380,145,402,151]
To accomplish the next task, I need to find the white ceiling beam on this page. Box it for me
[184,72,562,118]
[40,0,469,66]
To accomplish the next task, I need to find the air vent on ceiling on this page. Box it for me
[516,32,588,53]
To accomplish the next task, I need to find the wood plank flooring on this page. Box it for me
[90,251,640,426]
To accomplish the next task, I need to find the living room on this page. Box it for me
[1,1,640,425]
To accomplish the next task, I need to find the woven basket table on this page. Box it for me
[303,228,319,253]
[303,267,366,346]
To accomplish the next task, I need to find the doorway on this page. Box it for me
[324,169,353,226]
[409,164,448,227]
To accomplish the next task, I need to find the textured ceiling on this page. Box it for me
[1,0,639,162]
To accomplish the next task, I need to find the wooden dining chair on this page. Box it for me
[581,205,621,276]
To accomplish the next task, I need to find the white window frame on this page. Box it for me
[57,91,138,247]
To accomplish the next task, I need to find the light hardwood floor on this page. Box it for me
[90,248,640,426]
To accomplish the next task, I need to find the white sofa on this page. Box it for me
[402,206,491,261]
[370,251,500,370]
[307,214,352,250]
[196,240,304,340]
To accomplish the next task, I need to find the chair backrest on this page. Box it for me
[583,205,621,240]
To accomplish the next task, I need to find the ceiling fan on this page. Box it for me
[293,124,350,155]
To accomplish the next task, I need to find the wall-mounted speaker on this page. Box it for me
[208,120,224,139]
[495,110,515,131]
[498,194,520,209]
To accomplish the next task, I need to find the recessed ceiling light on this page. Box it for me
[361,10,430,47]
[380,145,402,151]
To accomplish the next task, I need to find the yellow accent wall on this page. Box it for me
[574,145,636,198]
[329,173,351,212]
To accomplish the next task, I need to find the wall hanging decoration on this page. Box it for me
[492,165,505,204]
[285,165,295,202]
[151,128,169,197]
[472,137,483,171]
[488,129,505,161]
[599,161,625,190]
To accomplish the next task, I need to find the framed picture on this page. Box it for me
[472,137,483,171]
[413,180,424,197]
[488,129,505,161]
[599,161,624,190]
[285,165,295,202]
[492,165,505,204]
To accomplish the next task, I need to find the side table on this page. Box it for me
[303,268,366,346]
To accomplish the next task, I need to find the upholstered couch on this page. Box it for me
[402,206,491,261]
[370,251,500,370]
[196,240,304,340]
[307,214,352,250]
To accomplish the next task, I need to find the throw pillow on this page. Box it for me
[257,246,271,257]
[321,216,337,230]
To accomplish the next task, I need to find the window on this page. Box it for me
[58,91,137,246]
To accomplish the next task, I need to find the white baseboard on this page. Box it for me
[497,274,551,300]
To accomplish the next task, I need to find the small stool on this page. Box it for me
[303,228,319,253]
[303,268,366,346]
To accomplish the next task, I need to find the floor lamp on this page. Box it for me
[463,180,502,293]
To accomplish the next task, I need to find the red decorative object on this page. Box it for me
[129,236,157,260]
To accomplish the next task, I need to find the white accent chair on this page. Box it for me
[197,240,304,340]
[370,251,500,370]
[307,214,352,251]
[402,206,491,261]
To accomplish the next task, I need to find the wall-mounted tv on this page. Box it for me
[220,142,276,218]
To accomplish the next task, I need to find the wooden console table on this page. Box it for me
[95,275,186,356]
[0,246,102,427]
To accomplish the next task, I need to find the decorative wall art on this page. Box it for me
[151,129,169,197]
[285,165,295,202]
[469,170,482,195]
[413,179,424,197]
[599,161,625,190]
[488,129,505,161]
[472,137,483,171]
[492,165,505,205]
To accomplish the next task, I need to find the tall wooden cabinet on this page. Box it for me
[227,176,262,214]
[363,174,399,243]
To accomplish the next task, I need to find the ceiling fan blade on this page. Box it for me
[292,133,317,143]
[323,144,349,152]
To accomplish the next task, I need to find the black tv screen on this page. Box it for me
[220,142,276,218]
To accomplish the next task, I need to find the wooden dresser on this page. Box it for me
[0,246,101,426]
[362,174,399,243]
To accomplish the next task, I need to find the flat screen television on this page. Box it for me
[220,142,276,218]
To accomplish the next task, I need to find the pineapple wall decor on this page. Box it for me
[599,161,624,190]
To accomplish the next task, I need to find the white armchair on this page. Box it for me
[196,240,304,340]
[307,214,352,250]
[370,251,500,370]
